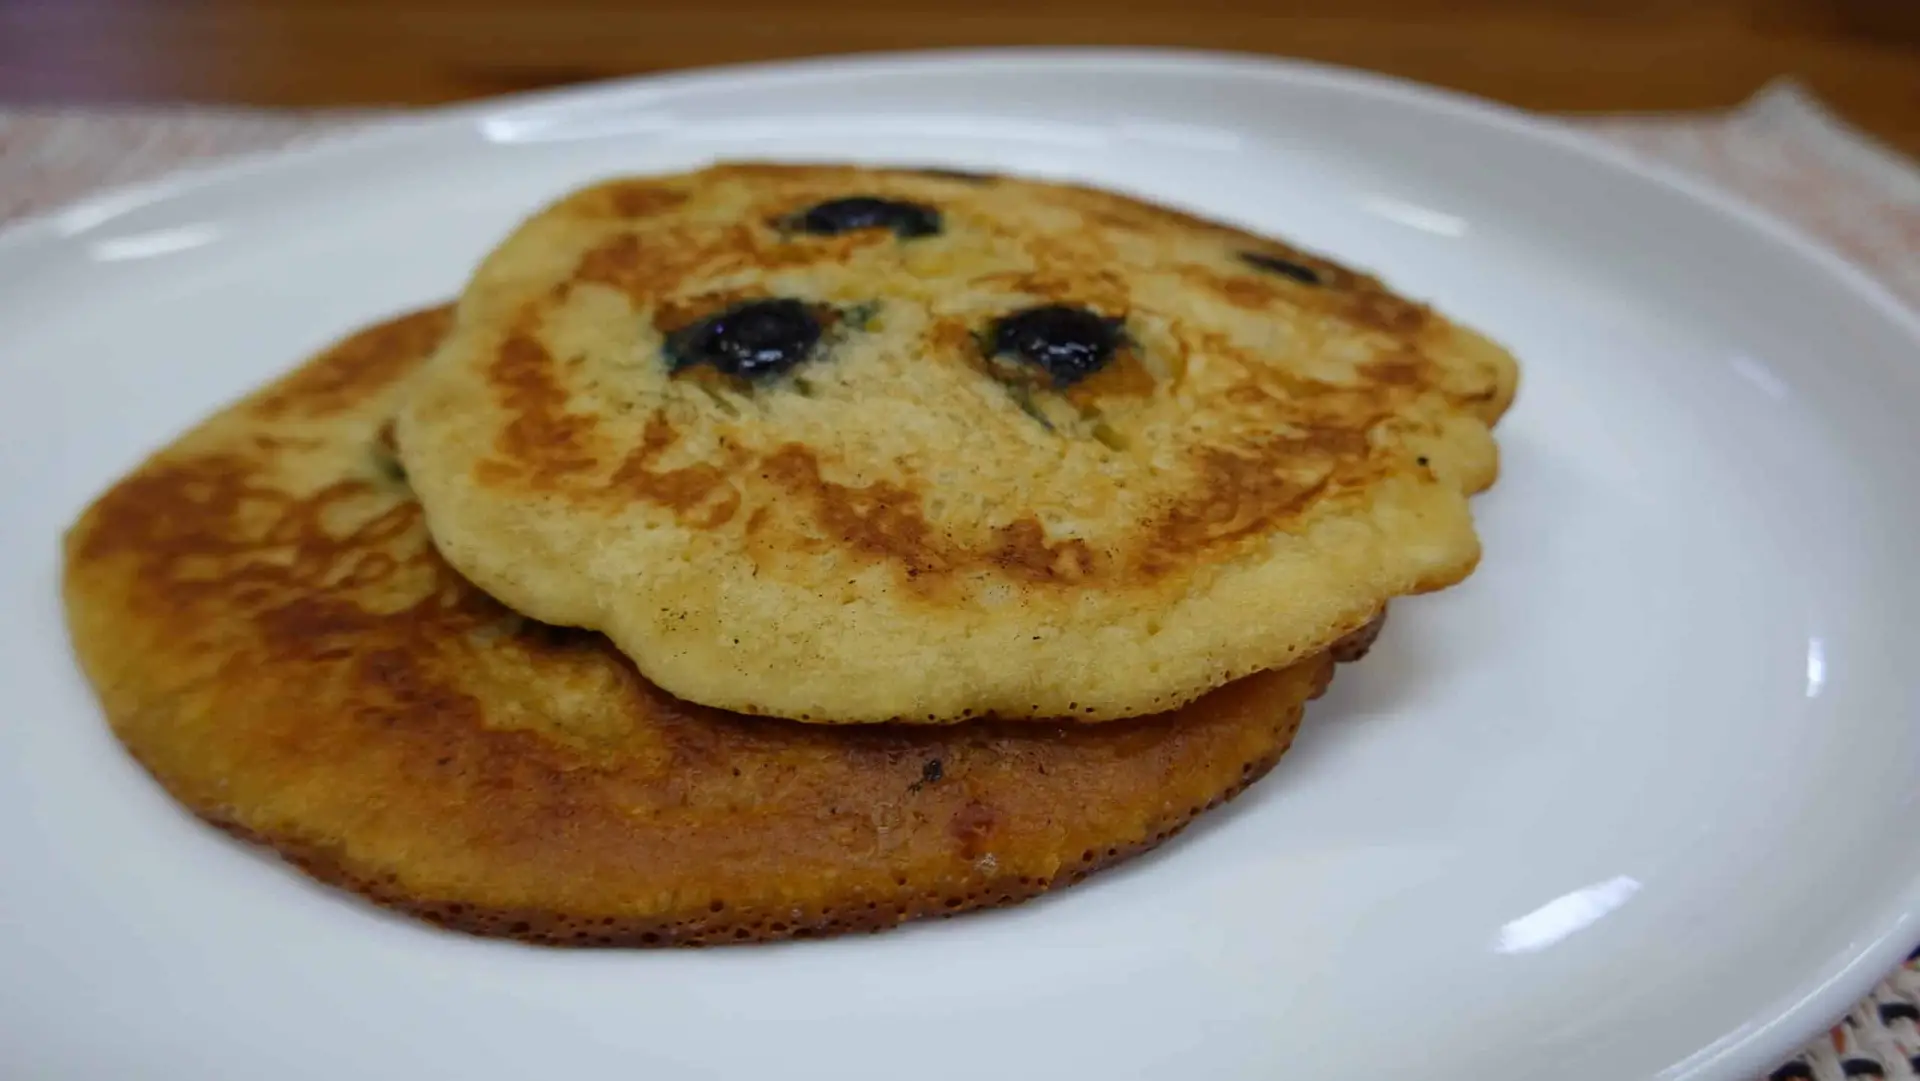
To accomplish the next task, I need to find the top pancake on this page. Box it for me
[397,163,1517,723]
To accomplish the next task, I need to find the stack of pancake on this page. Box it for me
[62,164,1517,946]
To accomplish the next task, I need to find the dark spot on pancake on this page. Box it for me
[950,802,997,858]
[842,301,881,331]
[1360,356,1426,386]
[990,518,1096,583]
[601,182,688,219]
[1345,290,1430,334]
[908,756,944,793]
[789,197,941,239]
[988,305,1124,388]
[664,298,823,381]
[1003,382,1054,430]
[371,422,407,485]
[913,167,997,184]
[1239,251,1322,285]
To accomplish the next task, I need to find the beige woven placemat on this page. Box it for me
[4,81,1918,1081]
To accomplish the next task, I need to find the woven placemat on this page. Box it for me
[4,81,1918,1081]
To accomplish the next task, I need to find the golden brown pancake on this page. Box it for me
[397,163,1515,724]
[64,307,1376,946]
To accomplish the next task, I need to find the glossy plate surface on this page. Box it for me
[3,49,1918,1081]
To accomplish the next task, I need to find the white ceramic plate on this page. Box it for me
[3,49,1918,1081]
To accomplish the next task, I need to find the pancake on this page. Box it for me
[63,307,1376,946]
[396,163,1515,724]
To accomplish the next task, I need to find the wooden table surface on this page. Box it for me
[3,0,1919,154]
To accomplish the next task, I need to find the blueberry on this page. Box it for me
[989,305,1124,387]
[665,298,822,380]
[793,196,941,239]
[1239,250,1322,285]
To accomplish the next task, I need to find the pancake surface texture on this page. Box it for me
[64,308,1359,946]
[397,163,1517,723]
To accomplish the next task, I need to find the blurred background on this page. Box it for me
[0,0,1917,149]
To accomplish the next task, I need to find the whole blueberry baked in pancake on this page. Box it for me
[60,308,1383,946]
[397,163,1518,724]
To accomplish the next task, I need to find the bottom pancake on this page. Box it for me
[62,307,1373,947]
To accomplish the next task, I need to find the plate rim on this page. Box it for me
[6,45,1918,1081]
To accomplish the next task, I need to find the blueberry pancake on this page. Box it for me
[62,308,1381,947]
[397,163,1516,723]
